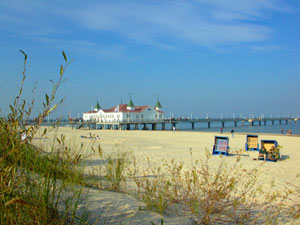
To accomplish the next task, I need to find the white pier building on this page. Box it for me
[83,98,164,123]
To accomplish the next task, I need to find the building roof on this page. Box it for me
[103,104,146,113]
[84,110,98,114]
[84,104,164,114]
[102,104,164,113]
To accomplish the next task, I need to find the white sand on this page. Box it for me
[32,127,300,224]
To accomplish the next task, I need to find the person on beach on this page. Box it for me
[281,128,284,134]
[220,127,223,134]
[173,126,176,132]
[231,129,234,138]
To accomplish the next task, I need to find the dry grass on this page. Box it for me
[0,51,88,224]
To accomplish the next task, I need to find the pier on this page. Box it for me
[66,116,298,130]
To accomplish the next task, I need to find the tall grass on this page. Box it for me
[89,143,133,192]
[0,51,87,224]
[80,141,299,224]
[133,149,292,224]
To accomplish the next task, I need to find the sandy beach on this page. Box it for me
[32,127,300,224]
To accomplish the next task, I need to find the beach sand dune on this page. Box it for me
[33,127,300,224]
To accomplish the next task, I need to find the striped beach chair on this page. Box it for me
[212,136,229,156]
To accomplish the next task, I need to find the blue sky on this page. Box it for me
[0,0,300,118]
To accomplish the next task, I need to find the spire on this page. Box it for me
[94,97,101,111]
[127,95,135,110]
[128,98,135,107]
[155,97,162,110]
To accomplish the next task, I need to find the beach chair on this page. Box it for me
[212,136,229,156]
[245,134,259,151]
[258,140,280,162]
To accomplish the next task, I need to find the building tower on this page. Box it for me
[127,97,135,110]
[155,97,162,111]
[94,98,101,111]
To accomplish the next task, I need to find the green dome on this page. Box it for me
[128,98,135,108]
[95,100,101,110]
[155,98,162,109]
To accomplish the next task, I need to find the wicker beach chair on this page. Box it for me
[245,134,259,151]
[212,136,229,156]
[258,140,280,162]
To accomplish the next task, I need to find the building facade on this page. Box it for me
[83,99,164,123]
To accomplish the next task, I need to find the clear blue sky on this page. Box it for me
[0,0,300,118]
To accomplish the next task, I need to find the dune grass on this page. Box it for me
[0,51,87,224]
[128,149,293,224]
[78,138,300,224]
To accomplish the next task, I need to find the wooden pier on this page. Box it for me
[67,116,298,131]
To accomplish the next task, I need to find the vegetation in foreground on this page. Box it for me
[0,51,87,224]
[91,143,300,224]
[2,51,300,225]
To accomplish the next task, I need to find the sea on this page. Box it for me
[163,121,300,135]
[58,119,300,135]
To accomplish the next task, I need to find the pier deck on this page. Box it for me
[66,116,298,130]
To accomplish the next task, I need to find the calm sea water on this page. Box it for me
[169,121,300,135]
[60,119,300,135]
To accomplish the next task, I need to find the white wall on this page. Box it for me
[98,112,122,122]
[83,107,164,122]
[83,112,99,121]
[121,107,164,122]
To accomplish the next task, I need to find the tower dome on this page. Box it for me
[127,97,135,110]
[155,98,162,111]
[94,99,101,111]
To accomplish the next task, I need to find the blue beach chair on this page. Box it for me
[212,136,229,156]
[258,140,280,162]
[245,134,259,151]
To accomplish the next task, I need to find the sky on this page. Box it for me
[0,0,300,119]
